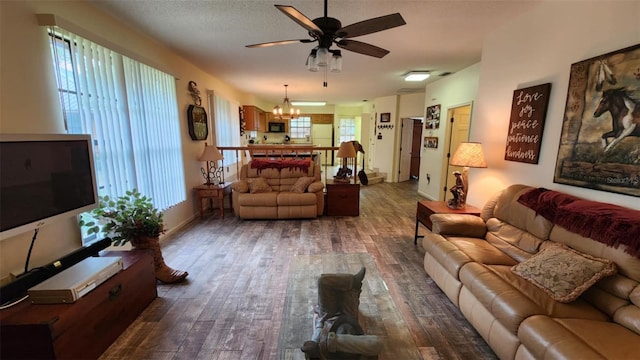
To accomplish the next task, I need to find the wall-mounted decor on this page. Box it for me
[554,43,640,197]
[425,104,441,129]
[380,112,391,123]
[504,83,551,164]
[187,81,208,141]
[239,107,245,136]
[187,105,208,141]
[424,136,438,149]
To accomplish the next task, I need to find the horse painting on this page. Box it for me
[593,87,640,152]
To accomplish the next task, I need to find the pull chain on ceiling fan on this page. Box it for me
[246,0,406,86]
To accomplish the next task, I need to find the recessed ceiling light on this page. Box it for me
[291,101,327,106]
[404,71,430,82]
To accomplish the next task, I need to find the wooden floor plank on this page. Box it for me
[99,181,496,360]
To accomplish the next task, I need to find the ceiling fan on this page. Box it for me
[246,0,406,59]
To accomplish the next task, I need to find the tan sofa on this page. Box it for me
[422,184,640,360]
[231,159,324,219]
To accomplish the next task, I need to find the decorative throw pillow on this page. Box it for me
[511,243,617,303]
[289,177,316,193]
[248,177,272,194]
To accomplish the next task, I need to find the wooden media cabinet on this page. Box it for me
[0,250,157,359]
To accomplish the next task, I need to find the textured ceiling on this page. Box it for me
[87,0,541,106]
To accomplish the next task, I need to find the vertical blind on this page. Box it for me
[49,28,186,211]
[213,93,241,165]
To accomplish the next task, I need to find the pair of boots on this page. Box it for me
[131,236,188,284]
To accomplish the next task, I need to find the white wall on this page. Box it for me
[471,1,640,210]
[370,93,425,182]
[371,96,398,179]
[0,0,255,280]
[418,64,481,200]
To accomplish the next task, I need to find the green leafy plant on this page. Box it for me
[80,189,165,246]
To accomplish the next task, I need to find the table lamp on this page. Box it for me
[199,142,224,185]
[335,141,357,183]
[448,142,487,209]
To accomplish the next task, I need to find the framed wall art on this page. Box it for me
[424,136,438,149]
[425,104,441,129]
[554,43,640,196]
[380,112,391,123]
[504,83,551,164]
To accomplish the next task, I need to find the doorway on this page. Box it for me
[398,118,423,182]
[440,104,472,200]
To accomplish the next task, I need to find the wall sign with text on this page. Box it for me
[504,83,551,164]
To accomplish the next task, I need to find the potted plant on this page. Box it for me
[81,189,188,284]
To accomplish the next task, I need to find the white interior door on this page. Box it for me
[398,118,413,182]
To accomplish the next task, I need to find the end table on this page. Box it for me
[194,183,232,219]
[414,200,481,245]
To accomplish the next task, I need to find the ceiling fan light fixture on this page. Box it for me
[330,50,342,73]
[316,47,329,67]
[404,71,431,82]
[307,49,319,72]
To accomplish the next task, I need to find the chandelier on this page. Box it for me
[273,84,300,119]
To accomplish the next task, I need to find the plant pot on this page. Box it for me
[131,236,188,284]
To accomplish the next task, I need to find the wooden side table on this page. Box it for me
[194,183,232,219]
[414,200,481,245]
[325,180,360,216]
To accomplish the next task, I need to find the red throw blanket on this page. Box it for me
[518,188,640,258]
[250,159,311,173]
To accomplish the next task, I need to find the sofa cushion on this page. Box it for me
[289,176,316,193]
[460,263,607,334]
[448,237,518,266]
[485,218,545,256]
[490,184,554,240]
[512,243,617,303]
[430,213,487,237]
[237,192,278,206]
[518,315,640,360]
[277,192,317,206]
[231,180,249,193]
[248,177,272,193]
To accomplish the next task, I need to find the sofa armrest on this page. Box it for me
[430,213,487,238]
[307,181,324,193]
[231,180,249,193]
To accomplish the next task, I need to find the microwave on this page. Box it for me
[268,122,285,133]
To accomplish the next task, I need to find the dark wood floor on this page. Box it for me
[99,181,497,360]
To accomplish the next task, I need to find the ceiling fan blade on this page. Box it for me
[338,13,406,39]
[275,5,324,35]
[246,39,313,48]
[336,39,390,58]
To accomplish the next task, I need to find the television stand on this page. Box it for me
[0,250,156,359]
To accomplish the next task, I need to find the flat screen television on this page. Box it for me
[0,133,99,240]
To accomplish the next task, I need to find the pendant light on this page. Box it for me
[273,85,300,119]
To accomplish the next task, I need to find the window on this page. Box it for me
[213,93,241,165]
[49,30,186,216]
[339,118,356,143]
[289,116,311,139]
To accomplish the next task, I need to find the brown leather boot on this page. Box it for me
[132,236,188,284]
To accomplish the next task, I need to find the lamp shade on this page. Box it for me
[449,142,487,168]
[336,141,357,158]
[199,143,223,162]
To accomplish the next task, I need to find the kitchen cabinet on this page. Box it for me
[243,105,266,131]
